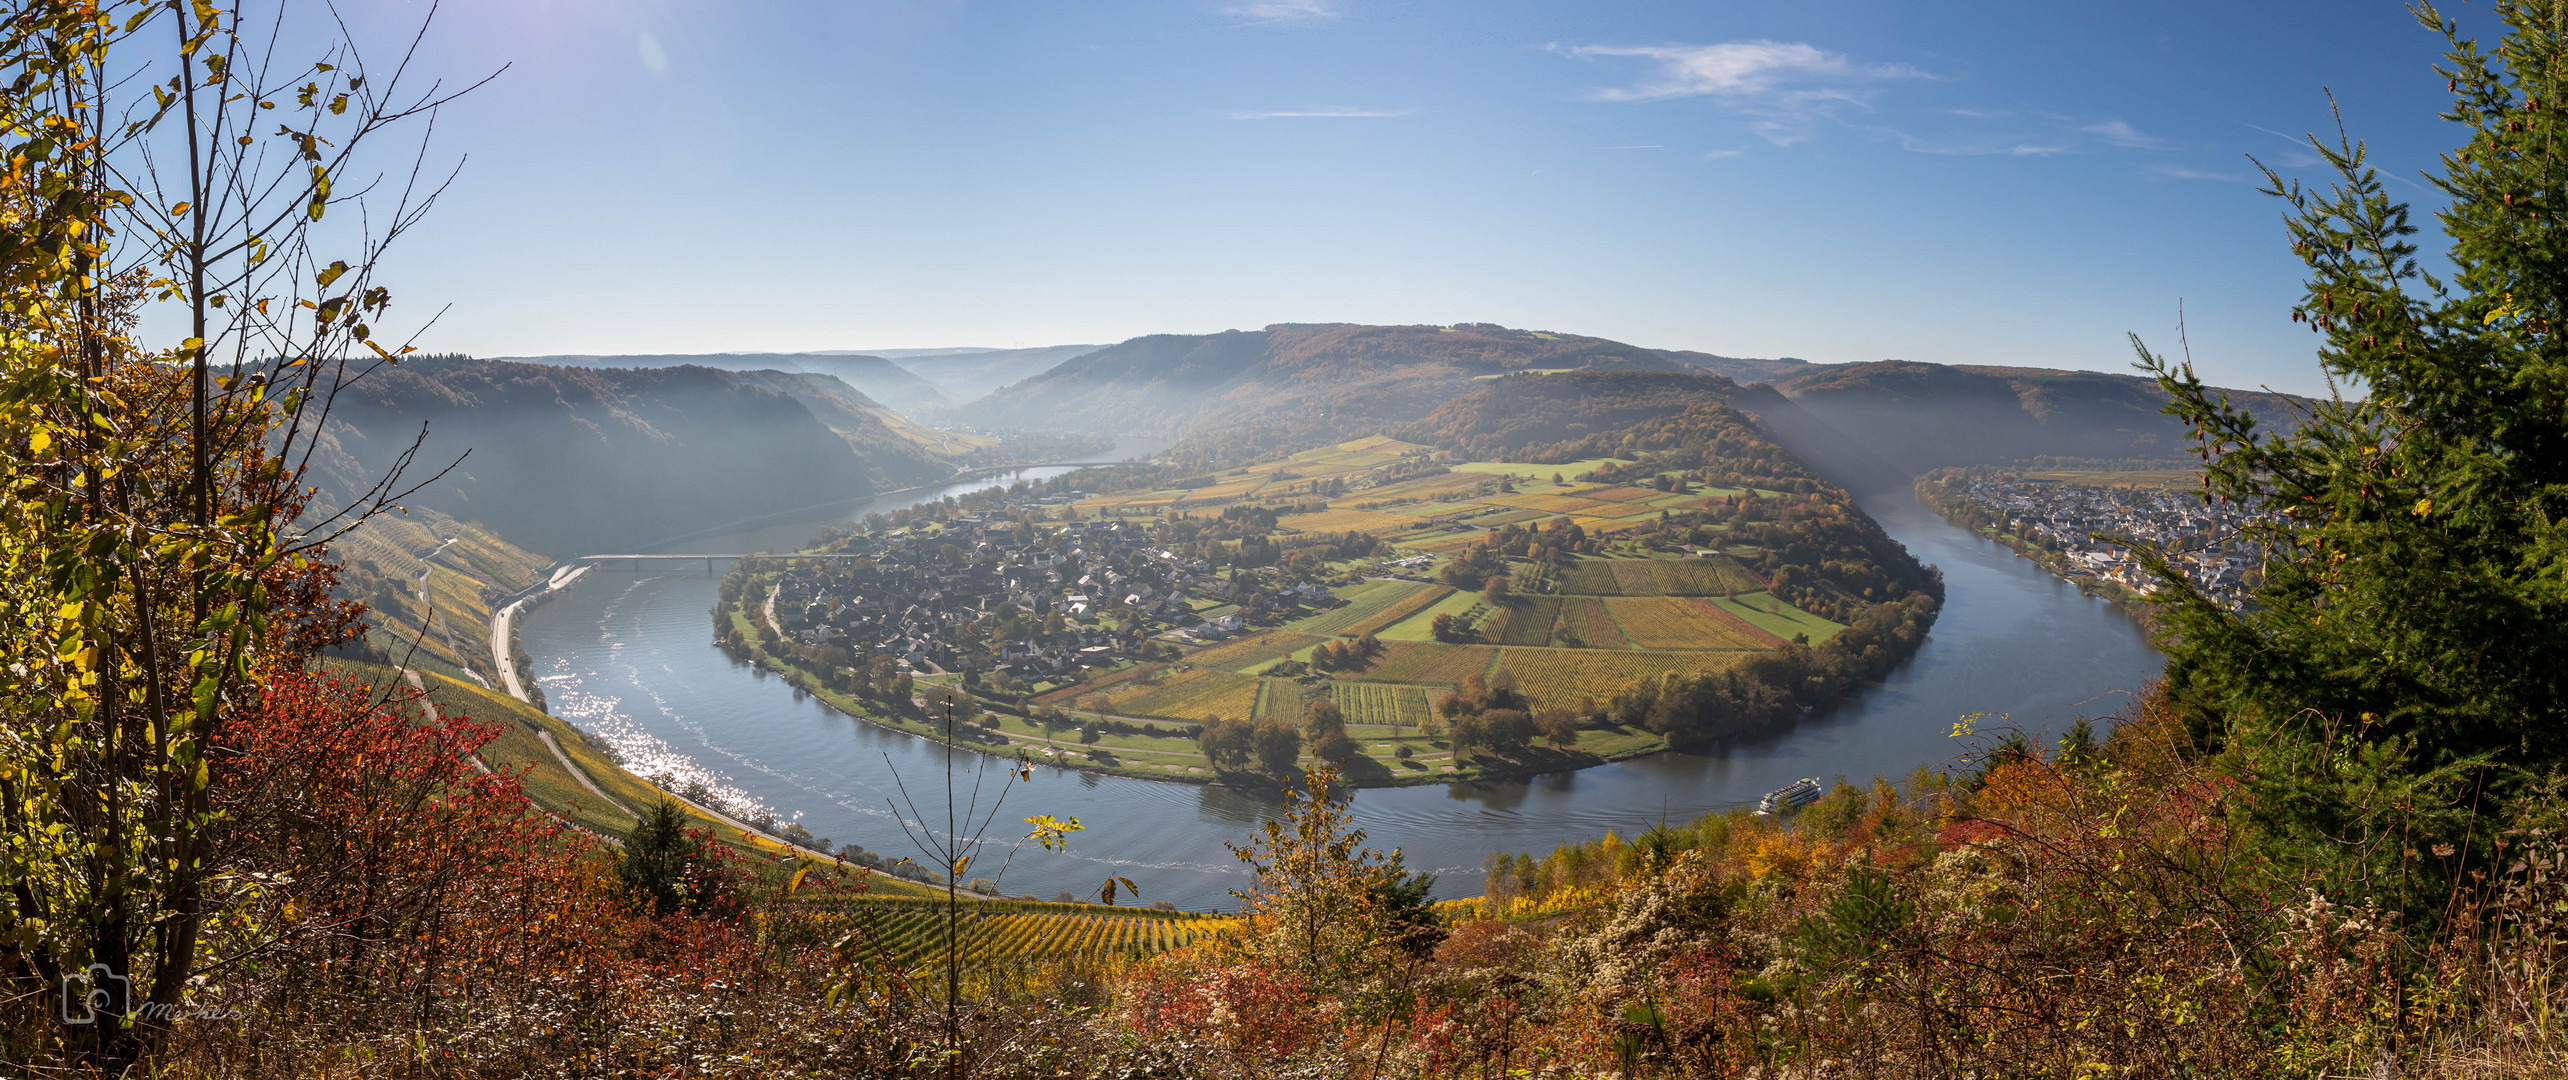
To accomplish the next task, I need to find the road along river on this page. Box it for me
[517,468,2163,908]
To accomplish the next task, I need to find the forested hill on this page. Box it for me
[298,356,951,557]
[1392,369,1777,461]
[492,351,952,416]
[1772,360,2306,474]
[965,323,1693,435]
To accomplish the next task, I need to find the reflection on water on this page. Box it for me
[518,468,2163,908]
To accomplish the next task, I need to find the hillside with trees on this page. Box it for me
[1769,359,2306,477]
[965,322,1695,435]
[298,355,954,557]
[499,350,956,415]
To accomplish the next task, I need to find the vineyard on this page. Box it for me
[1601,596,1778,650]
[1347,642,1502,685]
[1114,668,1262,721]
[1489,596,1563,646]
[1252,678,1300,722]
[1555,556,1763,597]
[1328,682,1435,729]
[1554,596,1630,649]
[1494,647,1734,709]
[846,900,1232,969]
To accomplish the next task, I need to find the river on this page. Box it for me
[518,460,2163,908]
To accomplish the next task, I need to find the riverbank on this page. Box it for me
[1911,474,2167,640]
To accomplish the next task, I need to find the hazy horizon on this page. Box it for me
[282,0,2484,399]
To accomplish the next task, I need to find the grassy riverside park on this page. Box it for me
[720,435,1860,788]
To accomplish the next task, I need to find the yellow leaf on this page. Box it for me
[786,864,813,897]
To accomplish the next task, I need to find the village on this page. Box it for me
[758,499,1340,683]
[1929,473,2274,608]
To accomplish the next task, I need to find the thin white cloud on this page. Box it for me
[1565,41,1925,102]
[1559,40,1926,145]
[1704,149,1745,160]
[2081,118,2163,149]
[2152,164,2245,182]
[637,32,669,77]
[1223,0,1338,24]
[1229,106,1412,119]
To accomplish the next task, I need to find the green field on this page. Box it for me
[1711,592,1845,643]
[1376,588,1485,642]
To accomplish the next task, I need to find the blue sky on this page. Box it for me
[354,0,2487,395]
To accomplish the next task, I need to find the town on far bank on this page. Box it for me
[1915,464,2276,609]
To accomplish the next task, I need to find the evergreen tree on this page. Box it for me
[2137,2,2568,911]
[617,801,725,918]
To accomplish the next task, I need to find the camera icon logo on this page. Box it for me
[61,963,130,1026]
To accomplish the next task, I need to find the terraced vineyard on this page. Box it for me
[847,900,1231,969]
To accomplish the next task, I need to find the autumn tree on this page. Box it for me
[1226,764,1440,983]
[1198,716,1255,768]
[0,1,475,1067]
[1535,706,1582,750]
[1253,720,1304,774]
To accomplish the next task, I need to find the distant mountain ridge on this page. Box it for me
[301,356,951,557]
[953,322,2297,492]
[844,344,1106,402]
[1770,360,2305,477]
[967,323,1694,435]
[491,352,953,416]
